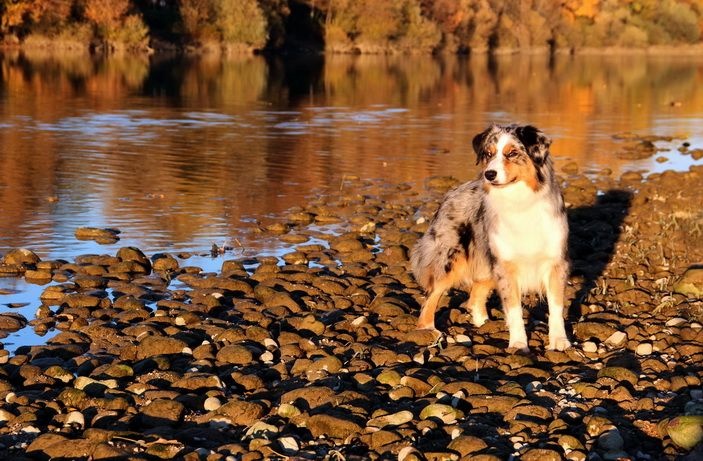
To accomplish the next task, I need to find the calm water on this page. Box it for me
[1,50,703,349]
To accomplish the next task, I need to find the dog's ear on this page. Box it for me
[516,125,551,165]
[472,126,494,164]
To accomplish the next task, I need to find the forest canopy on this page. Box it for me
[0,0,701,53]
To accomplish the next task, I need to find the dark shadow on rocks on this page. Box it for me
[567,189,633,320]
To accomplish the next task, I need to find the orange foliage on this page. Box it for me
[83,0,130,32]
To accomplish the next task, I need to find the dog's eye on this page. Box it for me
[506,150,519,159]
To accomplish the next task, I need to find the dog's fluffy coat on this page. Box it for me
[410,124,571,351]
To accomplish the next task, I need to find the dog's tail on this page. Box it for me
[410,234,441,292]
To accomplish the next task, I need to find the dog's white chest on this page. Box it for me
[487,185,565,263]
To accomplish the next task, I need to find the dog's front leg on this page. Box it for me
[546,263,571,351]
[495,264,529,352]
[467,278,493,327]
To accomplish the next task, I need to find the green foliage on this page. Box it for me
[110,14,149,50]
[656,0,700,43]
[214,0,268,49]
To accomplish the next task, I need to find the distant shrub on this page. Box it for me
[83,0,149,50]
[178,0,217,42]
[214,0,268,50]
[398,0,441,52]
[655,0,700,43]
[618,24,649,47]
[111,14,150,50]
[22,22,93,50]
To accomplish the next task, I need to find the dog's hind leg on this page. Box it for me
[417,281,449,331]
[545,263,571,351]
[467,279,493,327]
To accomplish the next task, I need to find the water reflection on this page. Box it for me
[0,51,702,260]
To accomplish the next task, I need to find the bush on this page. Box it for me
[214,0,268,50]
[655,0,700,43]
[111,14,150,50]
[398,0,441,52]
[178,0,217,42]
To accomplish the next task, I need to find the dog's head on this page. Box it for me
[472,124,552,190]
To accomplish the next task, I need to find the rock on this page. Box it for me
[74,227,120,242]
[280,386,337,410]
[117,246,151,272]
[26,434,96,459]
[277,436,299,454]
[2,248,40,266]
[145,442,184,459]
[211,400,265,426]
[376,369,402,386]
[0,313,27,331]
[152,253,180,272]
[419,403,464,424]
[673,267,703,298]
[367,410,413,428]
[64,410,85,428]
[575,322,618,342]
[464,395,519,414]
[204,396,222,411]
[136,335,189,359]
[604,331,627,348]
[277,403,301,419]
[662,415,703,450]
[447,435,488,456]
[522,448,562,461]
[216,344,254,365]
[597,367,638,386]
[636,342,653,356]
[582,341,598,353]
[598,428,624,451]
[305,414,363,439]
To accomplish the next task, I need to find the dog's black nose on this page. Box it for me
[484,170,497,181]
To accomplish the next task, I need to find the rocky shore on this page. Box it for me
[0,156,702,459]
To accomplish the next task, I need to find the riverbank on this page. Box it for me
[0,152,702,459]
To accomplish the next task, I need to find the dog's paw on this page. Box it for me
[548,337,572,351]
[508,341,529,353]
[416,321,437,331]
[471,313,488,328]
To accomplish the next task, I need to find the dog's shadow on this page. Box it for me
[566,189,633,320]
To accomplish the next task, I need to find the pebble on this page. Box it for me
[636,342,653,356]
[203,396,222,411]
[604,331,627,348]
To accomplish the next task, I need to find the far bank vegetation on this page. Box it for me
[0,0,701,54]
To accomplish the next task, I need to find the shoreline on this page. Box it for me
[0,142,702,459]
[4,41,703,58]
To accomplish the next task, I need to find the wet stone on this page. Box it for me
[0,312,27,331]
[2,248,41,266]
[74,227,120,242]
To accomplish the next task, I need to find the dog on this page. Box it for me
[410,124,571,352]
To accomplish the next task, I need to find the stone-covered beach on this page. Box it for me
[0,140,702,460]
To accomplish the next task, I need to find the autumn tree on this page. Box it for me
[83,0,149,50]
